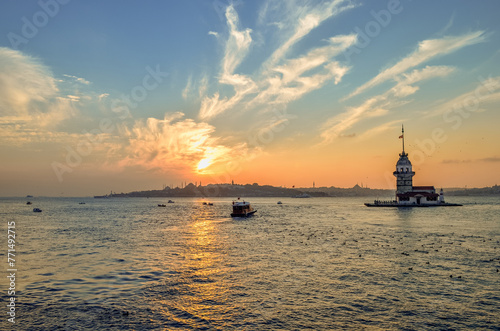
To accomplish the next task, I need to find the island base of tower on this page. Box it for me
[365,201,463,207]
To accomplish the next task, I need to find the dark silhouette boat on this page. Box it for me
[231,198,256,217]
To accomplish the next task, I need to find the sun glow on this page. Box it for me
[197,158,212,171]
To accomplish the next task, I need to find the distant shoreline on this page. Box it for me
[90,183,499,199]
[6,184,498,199]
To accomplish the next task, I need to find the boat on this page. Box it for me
[33,208,42,212]
[202,202,207,205]
[27,201,32,205]
[158,204,166,207]
[277,201,282,204]
[293,193,311,198]
[231,198,256,217]
[168,200,174,203]
[26,195,33,198]
[208,203,213,206]
[79,202,86,204]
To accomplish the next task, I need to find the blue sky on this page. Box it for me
[1,0,500,196]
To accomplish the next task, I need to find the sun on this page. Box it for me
[197,158,212,171]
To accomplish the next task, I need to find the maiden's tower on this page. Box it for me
[366,125,462,207]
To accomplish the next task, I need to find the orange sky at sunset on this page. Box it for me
[1,1,500,196]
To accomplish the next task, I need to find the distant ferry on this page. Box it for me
[366,125,462,207]
[231,198,257,217]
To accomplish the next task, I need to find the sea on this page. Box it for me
[1,196,499,330]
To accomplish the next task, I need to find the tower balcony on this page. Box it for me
[393,170,415,176]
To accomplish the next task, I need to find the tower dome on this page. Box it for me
[395,152,412,173]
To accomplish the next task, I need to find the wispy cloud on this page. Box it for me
[0,47,58,116]
[343,31,486,100]
[248,35,356,109]
[321,30,489,144]
[356,119,406,141]
[221,4,253,78]
[0,48,105,146]
[199,1,357,120]
[198,74,208,99]
[198,4,257,120]
[391,65,456,97]
[443,156,500,164]
[437,12,456,36]
[63,74,91,85]
[424,75,500,118]
[262,0,357,69]
[320,96,386,143]
[182,75,193,100]
[0,47,89,139]
[181,73,211,102]
[320,65,456,144]
[98,93,109,101]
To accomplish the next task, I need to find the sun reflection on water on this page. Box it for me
[156,204,233,328]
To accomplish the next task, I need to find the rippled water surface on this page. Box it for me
[1,196,499,330]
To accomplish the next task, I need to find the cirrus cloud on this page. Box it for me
[0,47,58,116]
[343,31,486,100]
[320,65,457,144]
[199,1,357,120]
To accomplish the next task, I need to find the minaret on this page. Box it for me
[393,125,415,194]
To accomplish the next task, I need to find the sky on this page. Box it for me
[1,0,500,197]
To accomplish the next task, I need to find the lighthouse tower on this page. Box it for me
[393,125,415,194]
[365,125,462,207]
